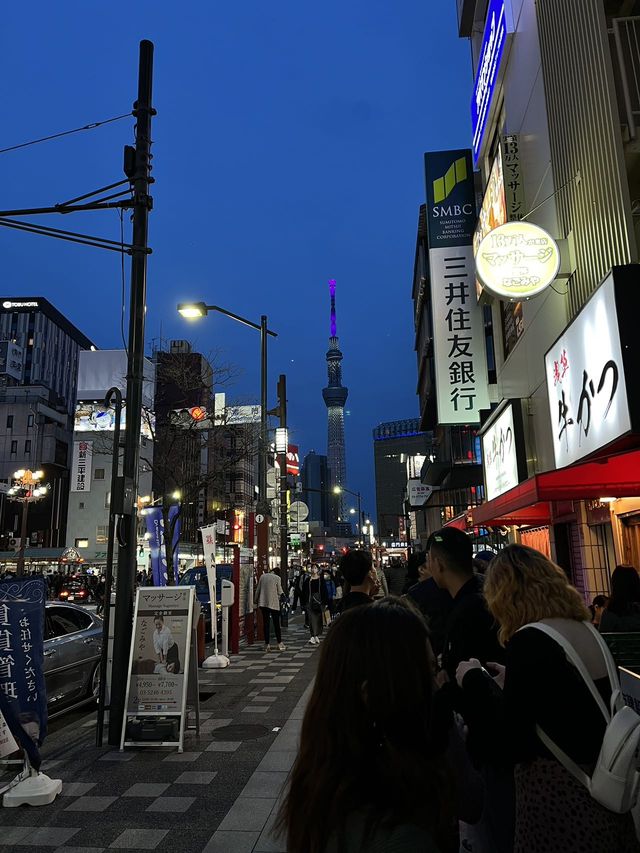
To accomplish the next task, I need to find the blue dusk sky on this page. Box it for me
[1,2,473,517]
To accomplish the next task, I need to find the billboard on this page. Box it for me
[0,341,24,382]
[70,440,93,492]
[74,402,155,440]
[286,445,300,476]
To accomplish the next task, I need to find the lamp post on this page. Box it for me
[7,469,48,576]
[333,486,362,545]
[177,302,277,566]
[275,427,289,592]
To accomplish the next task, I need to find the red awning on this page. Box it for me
[443,512,469,531]
[472,448,640,527]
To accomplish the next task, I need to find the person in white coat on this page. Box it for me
[254,567,286,652]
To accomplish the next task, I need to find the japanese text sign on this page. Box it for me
[482,402,525,500]
[70,440,93,492]
[545,272,631,468]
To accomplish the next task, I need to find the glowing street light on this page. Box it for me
[7,468,49,576]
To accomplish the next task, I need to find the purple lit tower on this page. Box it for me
[322,280,349,529]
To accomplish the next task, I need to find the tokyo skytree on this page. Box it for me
[322,279,348,528]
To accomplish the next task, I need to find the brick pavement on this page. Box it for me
[0,615,317,852]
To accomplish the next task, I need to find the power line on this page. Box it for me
[0,113,131,155]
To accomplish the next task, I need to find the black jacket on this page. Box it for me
[340,591,373,613]
[300,575,328,608]
[441,574,503,681]
[406,578,454,656]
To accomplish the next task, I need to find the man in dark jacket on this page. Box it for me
[427,528,502,681]
[339,550,376,612]
[406,551,453,657]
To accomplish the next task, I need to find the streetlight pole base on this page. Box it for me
[202,653,230,669]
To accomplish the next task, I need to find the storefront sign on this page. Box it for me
[1,300,39,309]
[125,586,194,715]
[502,134,525,221]
[425,149,490,424]
[545,271,632,468]
[407,479,433,507]
[0,577,48,766]
[286,445,300,476]
[473,148,507,300]
[471,0,513,164]
[481,402,527,500]
[70,440,93,492]
[476,221,560,301]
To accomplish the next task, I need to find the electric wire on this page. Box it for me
[0,114,131,155]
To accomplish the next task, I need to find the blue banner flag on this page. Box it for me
[145,507,167,586]
[0,577,47,769]
[168,503,181,585]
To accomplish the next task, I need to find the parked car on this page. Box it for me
[179,564,233,637]
[57,576,92,604]
[44,601,102,717]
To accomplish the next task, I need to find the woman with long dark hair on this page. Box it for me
[276,598,460,853]
[599,564,640,632]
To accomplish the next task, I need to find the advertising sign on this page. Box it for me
[0,340,24,381]
[0,577,48,767]
[407,479,433,508]
[471,0,513,164]
[545,271,632,468]
[74,402,154,440]
[200,524,217,641]
[145,507,167,586]
[168,505,181,585]
[475,221,560,301]
[425,149,490,425]
[125,586,194,715]
[286,444,300,476]
[473,149,507,300]
[70,440,93,492]
[481,402,527,500]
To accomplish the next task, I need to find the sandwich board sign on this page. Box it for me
[121,586,198,752]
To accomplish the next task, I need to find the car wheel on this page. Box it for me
[89,663,101,701]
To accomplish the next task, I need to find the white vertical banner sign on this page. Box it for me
[70,440,93,492]
[200,524,217,629]
[430,245,489,423]
[424,149,489,425]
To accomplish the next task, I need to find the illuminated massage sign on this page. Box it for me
[475,221,560,301]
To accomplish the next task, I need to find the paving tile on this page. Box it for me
[241,705,270,713]
[65,796,118,812]
[15,827,81,847]
[207,718,233,729]
[250,695,273,703]
[53,848,106,853]
[59,782,97,797]
[173,770,218,784]
[123,782,170,797]
[99,751,137,761]
[272,733,299,750]
[218,796,277,832]
[205,740,241,752]
[260,686,286,692]
[256,750,297,772]
[240,770,289,799]
[146,795,196,813]
[109,829,169,849]
[2,827,37,844]
[162,751,202,762]
[202,831,260,853]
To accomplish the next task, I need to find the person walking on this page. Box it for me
[254,567,286,652]
[276,598,478,853]
[457,545,640,853]
[300,564,327,644]
[599,565,640,632]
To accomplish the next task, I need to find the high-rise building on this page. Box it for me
[0,297,95,551]
[322,280,349,531]
[373,419,433,544]
[301,450,330,528]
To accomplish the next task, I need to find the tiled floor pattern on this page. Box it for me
[0,619,317,853]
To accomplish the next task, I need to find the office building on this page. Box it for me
[301,450,330,529]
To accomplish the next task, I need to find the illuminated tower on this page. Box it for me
[322,280,348,529]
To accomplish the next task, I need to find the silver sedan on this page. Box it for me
[45,601,102,718]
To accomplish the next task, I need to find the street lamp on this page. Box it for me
[177,301,277,522]
[332,485,362,543]
[6,469,48,576]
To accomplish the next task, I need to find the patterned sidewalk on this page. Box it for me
[0,617,317,852]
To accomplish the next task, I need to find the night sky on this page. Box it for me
[1,2,472,517]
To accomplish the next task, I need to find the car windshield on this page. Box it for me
[180,569,209,595]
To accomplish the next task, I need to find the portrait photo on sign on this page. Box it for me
[131,611,184,675]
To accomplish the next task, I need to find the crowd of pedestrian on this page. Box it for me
[276,531,640,853]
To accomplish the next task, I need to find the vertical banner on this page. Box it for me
[0,577,47,768]
[425,149,489,424]
[70,440,93,492]
[168,504,181,585]
[145,507,167,586]
[200,524,217,640]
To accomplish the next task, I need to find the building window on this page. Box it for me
[6,415,13,429]
[24,440,31,454]
[75,538,89,549]
[79,502,85,510]
[94,468,105,480]
[96,525,108,544]
[10,440,17,454]
[27,414,34,428]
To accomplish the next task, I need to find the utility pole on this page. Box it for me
[276,375,288,592]
[108,40,155,747]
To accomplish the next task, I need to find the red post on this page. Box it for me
[231,546,240,654]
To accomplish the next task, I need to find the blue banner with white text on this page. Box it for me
[145,507,167,586]
[0,577,47,769]
[169,504,181,585]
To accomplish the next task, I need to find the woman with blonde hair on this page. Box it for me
[457,544,639,853]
